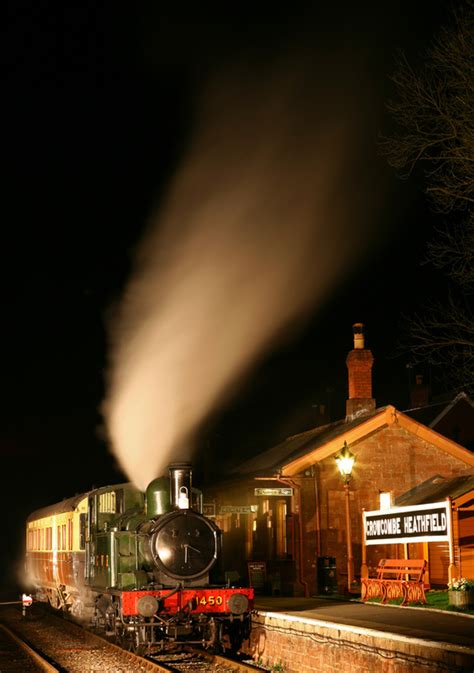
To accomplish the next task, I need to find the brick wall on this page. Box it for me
[299,425,473,592]
[243,612,474,673]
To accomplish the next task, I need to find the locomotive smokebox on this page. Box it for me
[169,462,192,510]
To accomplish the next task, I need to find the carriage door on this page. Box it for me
[85,495,97,582]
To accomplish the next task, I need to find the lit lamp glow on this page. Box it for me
[335,442,356,591]
[335,442,355,484]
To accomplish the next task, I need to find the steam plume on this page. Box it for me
[103,59,382,490]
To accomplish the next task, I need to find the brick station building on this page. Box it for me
[207,324,474,595]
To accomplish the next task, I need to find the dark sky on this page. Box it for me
[2,2,454,574]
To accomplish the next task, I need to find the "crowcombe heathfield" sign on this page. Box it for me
[363,500,451,546]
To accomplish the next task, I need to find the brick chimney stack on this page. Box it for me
[410,374,431,408]
[346,323,376,420]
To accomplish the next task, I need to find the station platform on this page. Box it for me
[245,596,474,672]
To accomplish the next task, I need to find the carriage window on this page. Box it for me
[46,527,52,550]
[62,525,66,550]
[68,520,73,550]
[57,525,61,550]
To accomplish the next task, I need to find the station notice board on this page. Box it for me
[247,561,267,593]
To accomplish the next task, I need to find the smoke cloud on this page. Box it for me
[103,57,383,490]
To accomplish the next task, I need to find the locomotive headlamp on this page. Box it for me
[177,486,190,509]
[227,593,249,615]
[137,594,159,617]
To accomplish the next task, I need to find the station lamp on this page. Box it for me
[335,442,356,592]
[335,442,355,484]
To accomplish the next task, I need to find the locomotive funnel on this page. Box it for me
[169,462,192,510]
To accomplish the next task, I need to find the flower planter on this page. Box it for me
[448,589,474,609]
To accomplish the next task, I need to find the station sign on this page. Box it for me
[363,500,450,546]
[254,487,293,497]
[248,561,267,592]
[219,505,258,514]
[202,503,216,517]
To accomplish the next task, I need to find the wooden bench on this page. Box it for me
[361,559,427,606]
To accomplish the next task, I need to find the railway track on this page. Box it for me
[0,604,262,673]
[0,622,59,672]
[0,604,158,672]
[149,646,264,672]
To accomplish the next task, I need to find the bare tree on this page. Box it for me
[408,295,474,393]
[383,3,474,394]
[382,4,474,217]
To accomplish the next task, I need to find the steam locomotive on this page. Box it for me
[25,463,253,653]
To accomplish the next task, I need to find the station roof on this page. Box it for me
[395,474,474,507]
[229,405,474,479]
[229,408,383,478]
[404,392,473,428]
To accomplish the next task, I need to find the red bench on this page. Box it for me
[361,559,427,606]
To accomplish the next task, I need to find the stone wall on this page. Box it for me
[244,612,474,673]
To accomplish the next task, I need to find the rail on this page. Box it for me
[0,622,61,672]
[150,646,264,672]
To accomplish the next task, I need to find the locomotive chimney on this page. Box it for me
[169,462,192,510]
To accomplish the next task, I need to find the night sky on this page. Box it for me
[3,2,454,586]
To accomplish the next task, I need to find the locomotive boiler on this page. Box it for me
[25,463,253,653]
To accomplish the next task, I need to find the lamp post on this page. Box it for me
[335,442,355,592]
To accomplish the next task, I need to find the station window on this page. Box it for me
[216,514,232,533]
[276,499,287,558]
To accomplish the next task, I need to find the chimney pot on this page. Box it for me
[353,322,365,349]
